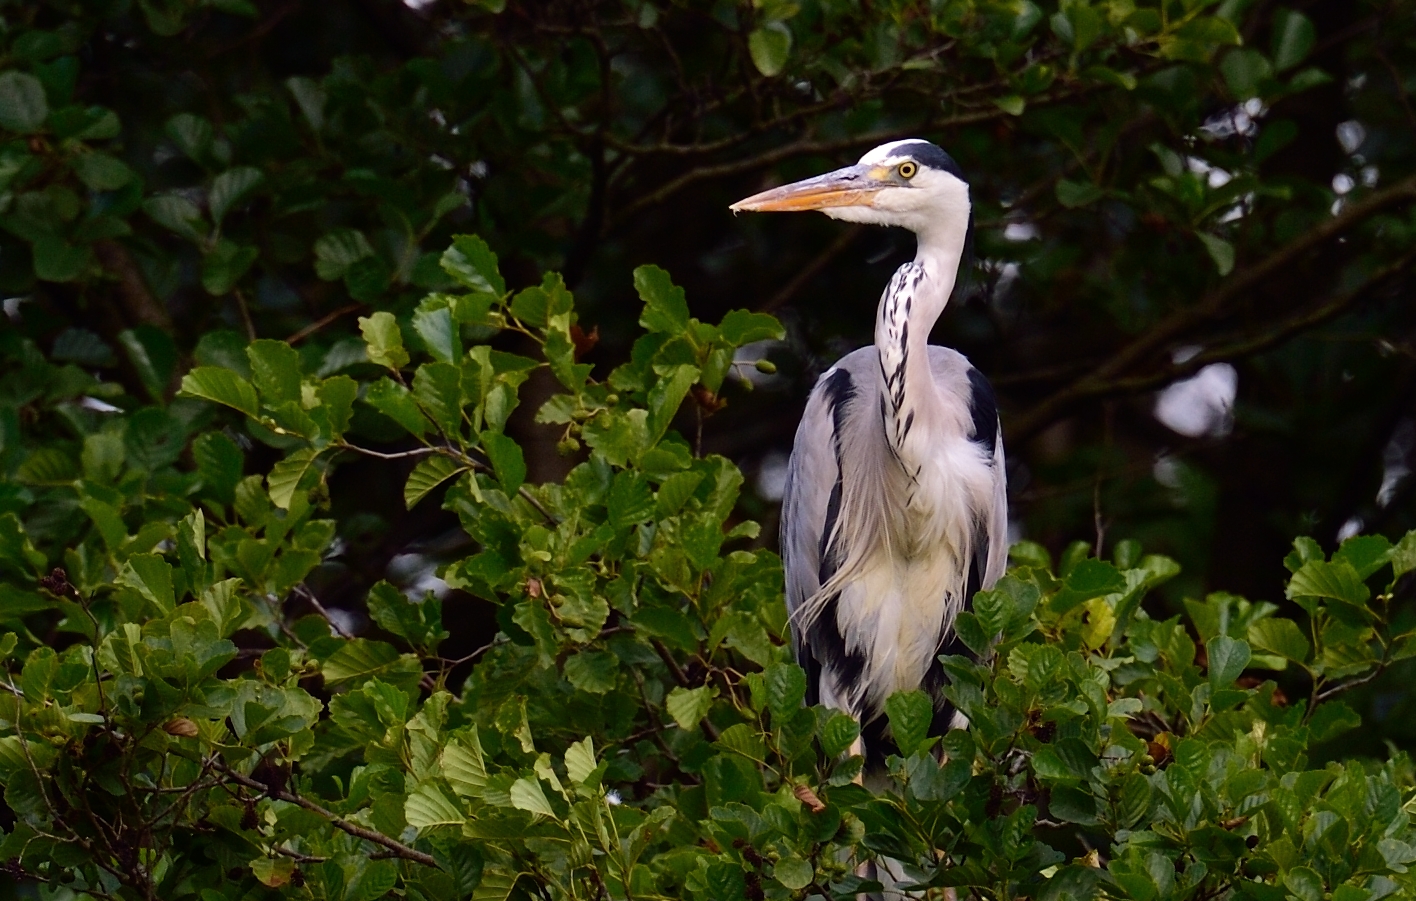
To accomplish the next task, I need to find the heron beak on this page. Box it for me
[730,164,886,213]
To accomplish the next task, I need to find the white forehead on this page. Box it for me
[857,139,929,165]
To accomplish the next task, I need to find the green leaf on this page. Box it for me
[358,312,410,370]
[404,455,468,509]
[268,448,318,510]
[509,777,555,818]
[317,375,358,439]
[634,265,690,334]
[1285,536,1325,572]
[1283,867,1323,901]
[1308,700,1360,743]
[608,471,655,528]
[1247,618,1310,663]
[774,857,813,891]
[209,166,263,224]
[1050,558,1126,613]
[72,152,136,191]
[285,77,325,132]
[314,229,373,280]
[1056,178,1104,208]
[117,554,175,613]
[200,240,258,295]
[367,580,445,649]
[1287,560,1369,606]
[762,662,806,722]
[564,737,597,785]
[405,783,465,830]
[120,326,178,403]
[0,72,49,133]
[143,194,206,242]
[564,650,618,694]
[246,340,302,406]
[1198,233,1235,276]
[165,113,212,161]
[819,713,860,758]
[1334,534,1392,579]
[647,364,698,445]
[31,236,89,282]
[1393,531,1416,580]
[1206,635,1250,688]
[194,431,244,504]
[480,432,525,496]
[179,367,259,417]
[747,22,792,77]
[365,378,430,436]
[666,685,716,730]
[718,310,784,346]
[994,94,1026,116]
[1220,48,1272,99]
[413,305,459,363]
[442,730,488,797]
[442,234,505,295]
[1271,9,1315,72]
[884,690,932,758]
[321,639,421,689]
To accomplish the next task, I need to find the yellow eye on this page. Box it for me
[898,161,918,179]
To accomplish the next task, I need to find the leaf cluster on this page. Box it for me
[3,238,1416,901]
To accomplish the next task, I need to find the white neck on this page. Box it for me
[871,217,969,466]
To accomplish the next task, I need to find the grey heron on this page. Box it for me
[733,140,1007,770]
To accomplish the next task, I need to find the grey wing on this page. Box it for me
[921,347,1007,605]
[780,355,869,706]
[959,356,1008,596]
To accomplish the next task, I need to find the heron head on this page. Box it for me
[730,139,970,234]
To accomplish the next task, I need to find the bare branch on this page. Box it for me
[1008,173,1416,442]
[209,758,438,867]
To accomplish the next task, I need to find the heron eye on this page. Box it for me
[898,161,918,179]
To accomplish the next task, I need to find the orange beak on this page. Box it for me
[730,164,885,213]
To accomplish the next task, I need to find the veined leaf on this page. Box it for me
[405,454,468,509]
[442,730,489,798]
[405,782,465,830]
[179,367,259,417]
[267,448,319,510]
[564,737,596,786]
[634,265,690,334]
[666,685,715,730]
[509,777,555,818]
[1287,560,1369,606]
[358,312,409,370]
[209,166,264,224]
[442,234,505,295]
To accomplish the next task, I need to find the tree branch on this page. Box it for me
[209,758,438,867]
[1008,173,1416,442]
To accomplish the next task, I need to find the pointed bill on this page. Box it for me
[730,164,885,212]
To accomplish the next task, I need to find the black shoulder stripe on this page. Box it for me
[966,366,999,458]
[817,368,854,575]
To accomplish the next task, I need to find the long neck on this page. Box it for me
[874,223,968,453]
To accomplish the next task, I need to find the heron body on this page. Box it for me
[734,140,1007,767]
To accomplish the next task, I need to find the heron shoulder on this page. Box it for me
[926,346,999,453]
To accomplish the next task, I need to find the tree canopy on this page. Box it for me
[2,1,1416,900]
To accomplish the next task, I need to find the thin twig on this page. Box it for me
[758,225,864,313]
[287,303,363,345]
[209,758,438,867]
[292,584,353,640]
[1009,174,1416,442]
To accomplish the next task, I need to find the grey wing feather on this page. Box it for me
[780,355,869,705]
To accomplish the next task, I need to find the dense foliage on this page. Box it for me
[3,242,1416,901]
[3,0,1416,899]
